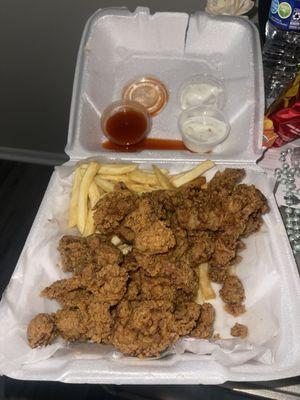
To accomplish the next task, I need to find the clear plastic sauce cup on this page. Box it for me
[178,106,230,153]
[101,100,152,146]
[122,76,169,116]
[178,75,226,110]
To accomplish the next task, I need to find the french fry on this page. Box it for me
[195,285,204,305]
[199,263,216,300]
[181,176,206,188]
[68,167,83,228]
[96,174,132,184]
[88,181,102,208]
[77,163,90,170]
[98,164,137,175]
[94,176,115,192]
[154,167,169,175]
[69,161,216,236]
[229,265,237,275]
[128,170,159,186]
[135,168,169,175]
[126,182,154,193]
[170,172,184,182]
[79,167,86,179]
[77,162,99,234]
[172,160,215,188]
[83,209,95,237]
[152,165,175,189]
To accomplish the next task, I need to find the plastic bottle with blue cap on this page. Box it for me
[263,0,300,106]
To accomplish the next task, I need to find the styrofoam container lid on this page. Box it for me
[66,7,264,164]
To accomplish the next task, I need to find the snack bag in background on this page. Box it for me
[263,117,277,147]
[263,74,300,148]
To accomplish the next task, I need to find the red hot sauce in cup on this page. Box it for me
[101,100,151,146]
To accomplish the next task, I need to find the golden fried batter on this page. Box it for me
[220,275,246,316]
[41,277,82,300]
[123,198,155,234]
[220,275,245,304]
[111,300,178,358]
[58,234,123,273]
[208,168,246,192]
[225,303,246,316]
[208,263,230,284]
[80,264,128,304]
[93,183,138,234]
[86,301,113,343]
[28,168,268,357]
[51,289,92,311]
[55,302,113,343]
[55,309,88,341]
[188,231,215,266]
[140,276,177,302]
[27,313,57,348]
[191,303,215,339]
[173,301,201,336]
[135,221,176,254]
[231,322,248,338]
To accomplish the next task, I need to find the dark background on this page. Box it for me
[0,0,208,164]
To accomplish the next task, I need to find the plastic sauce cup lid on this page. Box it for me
[178,75,226,110]
[122,76,169,116]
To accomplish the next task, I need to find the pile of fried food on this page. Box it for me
[27,161,269,358]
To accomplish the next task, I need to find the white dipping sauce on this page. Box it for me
[180,83,223,109]
[182,116,227,144]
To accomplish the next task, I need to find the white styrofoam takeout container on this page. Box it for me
[66,6,264,164]
[1,7,300,384]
